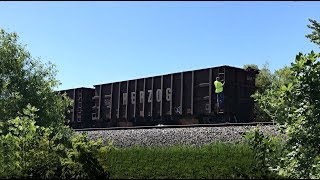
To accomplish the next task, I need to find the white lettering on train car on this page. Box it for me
[148,90,152,103]
[139,91,144,103]
[132,88,172,105]
[156,89,162,102]
[166,88,171,101]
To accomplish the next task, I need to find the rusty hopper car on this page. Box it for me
[91,65,258,128]
[59,87,95,129]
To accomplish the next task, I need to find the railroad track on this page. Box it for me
[74,121,276,131]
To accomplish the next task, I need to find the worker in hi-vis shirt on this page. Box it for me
[214,76,225,111]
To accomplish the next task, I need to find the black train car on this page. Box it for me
[91,65,259,128]
[59,87,95,129]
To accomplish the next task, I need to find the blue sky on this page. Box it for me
[1,1,319,90]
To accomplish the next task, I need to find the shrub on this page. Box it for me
[0,105,113,179]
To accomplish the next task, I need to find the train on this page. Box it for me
[59,65,259,129]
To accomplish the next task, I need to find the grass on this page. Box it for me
[106,142,276,179]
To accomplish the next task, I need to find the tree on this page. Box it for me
[259,51,320,178]
[243,64,259,71]
[251,19,320,178]
[244,61,295,122]
[0,29,113,178]
[272,66,294,89]
[306,19,320,47]
[243,63,273,122]
[0,29,72,128]
[254,63,272,94]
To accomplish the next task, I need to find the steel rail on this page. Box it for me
[74,121,276,132]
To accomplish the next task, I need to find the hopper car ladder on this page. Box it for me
[77,89,82,122]
[217,67,225,114]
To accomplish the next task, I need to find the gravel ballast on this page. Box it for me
[76,125,279,148]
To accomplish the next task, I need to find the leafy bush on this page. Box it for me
[0,105,113,179]
[250,19,320,179]
[244,127,284,178]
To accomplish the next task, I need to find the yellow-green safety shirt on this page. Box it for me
[214,80,224,93]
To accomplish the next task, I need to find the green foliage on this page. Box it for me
[254,63,272,93]
[243,64,259,71]
[60,133,113,179]
[250,63,295,122]
[243,63,273,122]
[0,103,113,179]
[244,127,284,178]
[251,19,320,178]
[272,66,295,90]
[106,143,280,179]
[0,128,22,178]
[273,51,320,178]
[0,29,72,128]
[0,28,115,179]
[306,19,320,46]
[243,63,270,122]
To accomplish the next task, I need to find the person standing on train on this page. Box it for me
[214,77,225,110]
